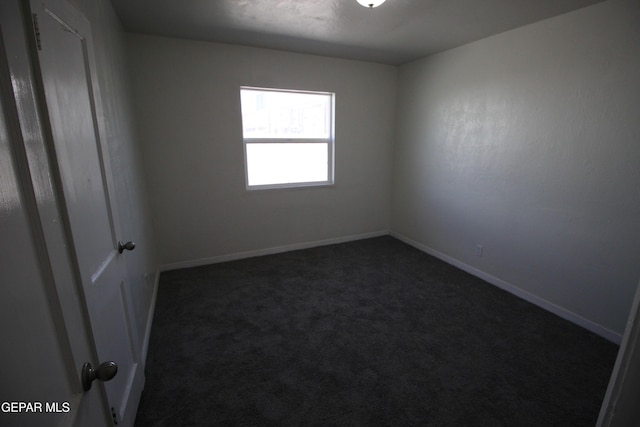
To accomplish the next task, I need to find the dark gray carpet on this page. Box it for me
[135,236,618,426]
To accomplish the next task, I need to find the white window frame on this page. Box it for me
[240,86,335,191]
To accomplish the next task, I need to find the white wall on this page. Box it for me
[127,35,397,267]
[392,0,640,339]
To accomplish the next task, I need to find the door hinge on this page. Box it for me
[111,406,119,425]
[31,13,42,51]
[32,13,42,51]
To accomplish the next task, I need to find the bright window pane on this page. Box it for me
[246,143,328,186]
[240,87,334,189]
[241,89,331,139]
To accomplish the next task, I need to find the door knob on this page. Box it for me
[81,361,118,391]
[117,240,135,253]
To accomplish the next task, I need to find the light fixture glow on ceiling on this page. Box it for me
[357,0,387,8]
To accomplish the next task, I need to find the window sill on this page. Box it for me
[246,181,335,191]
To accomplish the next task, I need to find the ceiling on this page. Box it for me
[109,0,603,65]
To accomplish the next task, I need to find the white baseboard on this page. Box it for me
[141,268,160,366]
[159,230,390,272]
[391,232,622,344]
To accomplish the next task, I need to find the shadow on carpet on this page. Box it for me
[135,236,618,426]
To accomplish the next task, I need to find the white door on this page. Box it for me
[30,0,144,425]
[1,33,108,426]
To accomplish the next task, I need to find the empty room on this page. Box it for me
[1,0,639,426]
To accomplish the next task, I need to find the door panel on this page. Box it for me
[30,0,144,424]
[36,6,116,278]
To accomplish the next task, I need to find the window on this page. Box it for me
[240,87,335,190]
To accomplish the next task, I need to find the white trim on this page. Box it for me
[597,280,640,426]
[241,85,334,97]
[159,230,389,272]
[246,179,334,191]
[140,268,160,366]
[244,138,329,144]
[596,283,640,427]
[391,231,622,344]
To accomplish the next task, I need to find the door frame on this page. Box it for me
[597,279,640,426]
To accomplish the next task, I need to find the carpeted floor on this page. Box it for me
[135,236,618,426]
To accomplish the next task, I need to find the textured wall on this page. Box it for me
[127,35,397,266]
[392,0,640,337]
